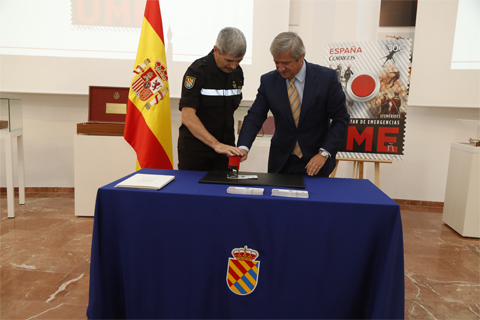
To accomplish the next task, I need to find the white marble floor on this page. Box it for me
[1,191,479,319]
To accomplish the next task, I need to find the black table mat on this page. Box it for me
[199,170,305,189]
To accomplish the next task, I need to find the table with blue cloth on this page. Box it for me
[87,168,404,319]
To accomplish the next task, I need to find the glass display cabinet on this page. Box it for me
[1,98,23,132]
[0,98,25,218]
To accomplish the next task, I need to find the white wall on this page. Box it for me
[0,0,289,102]
[1,93,87,188]
[2,93,478,202]
[0,93,179,188]
[1,0,479,203]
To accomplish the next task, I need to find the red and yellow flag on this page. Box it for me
[124,0,173,170]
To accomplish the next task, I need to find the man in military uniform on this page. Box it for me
[178,27,246,171]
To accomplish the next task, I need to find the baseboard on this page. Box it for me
[0,187,74,194]
[1,187,445,209]
[393,199,444,213]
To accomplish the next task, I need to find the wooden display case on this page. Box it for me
[77,86,129,136]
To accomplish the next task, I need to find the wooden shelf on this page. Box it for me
[76,122,125,136]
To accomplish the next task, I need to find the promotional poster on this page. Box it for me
[324,39,412,160]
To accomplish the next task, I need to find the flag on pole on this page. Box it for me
[124,0,173,170]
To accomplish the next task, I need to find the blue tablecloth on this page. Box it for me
[87,168,404,319]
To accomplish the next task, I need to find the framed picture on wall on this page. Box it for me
[379,0,417,27]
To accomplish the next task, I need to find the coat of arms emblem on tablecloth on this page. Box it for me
[226,245,260,295]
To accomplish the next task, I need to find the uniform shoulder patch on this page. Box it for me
[184,76,196,89]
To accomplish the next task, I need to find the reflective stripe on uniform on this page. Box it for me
[200,88,242,96]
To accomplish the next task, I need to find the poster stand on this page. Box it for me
[330,157,392,188]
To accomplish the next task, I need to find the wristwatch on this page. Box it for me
[320,150,330,158]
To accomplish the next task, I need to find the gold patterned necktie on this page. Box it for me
[288,78,303,158]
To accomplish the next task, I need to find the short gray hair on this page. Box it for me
[215,27,247,57]
[270,32,305,61]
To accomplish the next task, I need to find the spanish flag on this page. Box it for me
[124,0,173,170]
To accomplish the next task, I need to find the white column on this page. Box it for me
[17,133,25,204]
[4,132,15,218]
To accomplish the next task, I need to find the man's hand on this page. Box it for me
[239,148,248,162]
[213,143,244,157]
[305,153,328,176]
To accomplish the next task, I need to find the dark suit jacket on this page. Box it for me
[237,61,350,176]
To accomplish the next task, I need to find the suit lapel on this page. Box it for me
[299,61,317,128]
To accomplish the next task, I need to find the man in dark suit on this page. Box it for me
[237,32,349,177]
